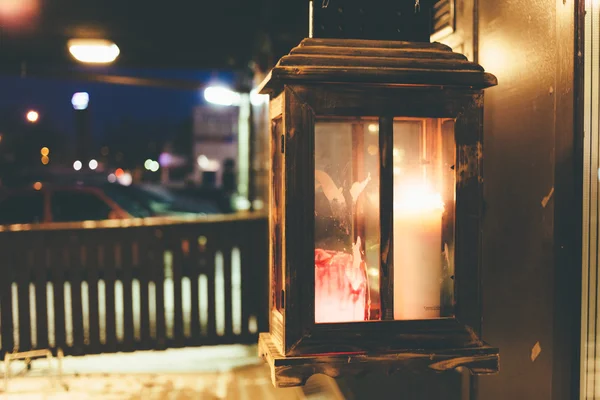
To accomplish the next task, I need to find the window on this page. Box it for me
[51,190,114,222]
[101,184,153,218]
[0,192,44,224]
[314,118,455,323]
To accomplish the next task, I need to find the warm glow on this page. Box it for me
[204,86,240,106]
[32,181,42,191]
[89,159,98,170]
[393,183,445,320]
[40,147,49,156]
[68,39,120,64]
[117,171,132,186]
[73,160,82,171]
[197,155,220,171]
[0,0,39,31]
[368,123,378,133]
[115,168,124,178]
[71,92,90,110]
[26,110,39,123]
[315,239,368,323]
[41,155,49,165]
[250,89,268,106]
[394,184,444,214]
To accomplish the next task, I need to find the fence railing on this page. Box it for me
[0,213,269,357]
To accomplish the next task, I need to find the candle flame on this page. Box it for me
[395,184,444,214]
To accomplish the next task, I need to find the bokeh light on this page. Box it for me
[26,110,39,123]
[71,92,90,110]
[0,0,39,32]
[68,39,120,64]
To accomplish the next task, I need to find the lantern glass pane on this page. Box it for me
[392,118,456,320]
[314,119,381,323]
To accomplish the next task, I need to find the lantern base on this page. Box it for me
[258,332,498,388]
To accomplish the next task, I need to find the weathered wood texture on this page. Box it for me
[259,332,498,388]
[379,116,395,320]
[258,39,496,96]
[0,214,269,357]
[283,86,316,355]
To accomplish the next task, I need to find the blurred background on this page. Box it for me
[0,0,308,223]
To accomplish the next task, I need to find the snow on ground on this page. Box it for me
[0,345,306,399]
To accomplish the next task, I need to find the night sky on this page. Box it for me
[0,69,235,142]
[0,0,307,146]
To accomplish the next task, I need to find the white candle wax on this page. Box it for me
[393,188,444,320]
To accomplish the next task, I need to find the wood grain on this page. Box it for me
[259,332,498,388]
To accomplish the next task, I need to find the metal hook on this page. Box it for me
[415,0,420,13]
[322,0,330,8]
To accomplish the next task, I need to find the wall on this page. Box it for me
[476,0,580,399]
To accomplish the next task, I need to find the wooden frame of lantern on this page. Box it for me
[258,38,498,388]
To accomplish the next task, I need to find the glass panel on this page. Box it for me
[393,118,455,320]
[51,191,113,222]
[314,119,380,323]
[0,192,44,224]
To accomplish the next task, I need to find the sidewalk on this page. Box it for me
[0,345,343,399]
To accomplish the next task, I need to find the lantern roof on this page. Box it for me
[258,38,498,95]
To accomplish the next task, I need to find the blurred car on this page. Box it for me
[0,184,142,225]
[0,182,223,225]
[101,183,223,216]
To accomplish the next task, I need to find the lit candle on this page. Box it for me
[393,185,444,320]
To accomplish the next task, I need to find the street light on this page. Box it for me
[26,110,39,123]
[88,159,98,170]
[204,86,240,106]
[73,160,82,171]
[71,92,89,110]
[68,39,120,64]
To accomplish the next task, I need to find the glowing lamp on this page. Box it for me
[68,39,120,64]
[26,110,39,123]
[257,37,499,387]
[71,92,90,110]
[203,86,240,106]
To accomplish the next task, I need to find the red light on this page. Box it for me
[115,168,124,177]
[315,248,368,323]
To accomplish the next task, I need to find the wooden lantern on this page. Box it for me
[258,37,498,387]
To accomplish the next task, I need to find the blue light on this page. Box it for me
[71,92,90,110]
